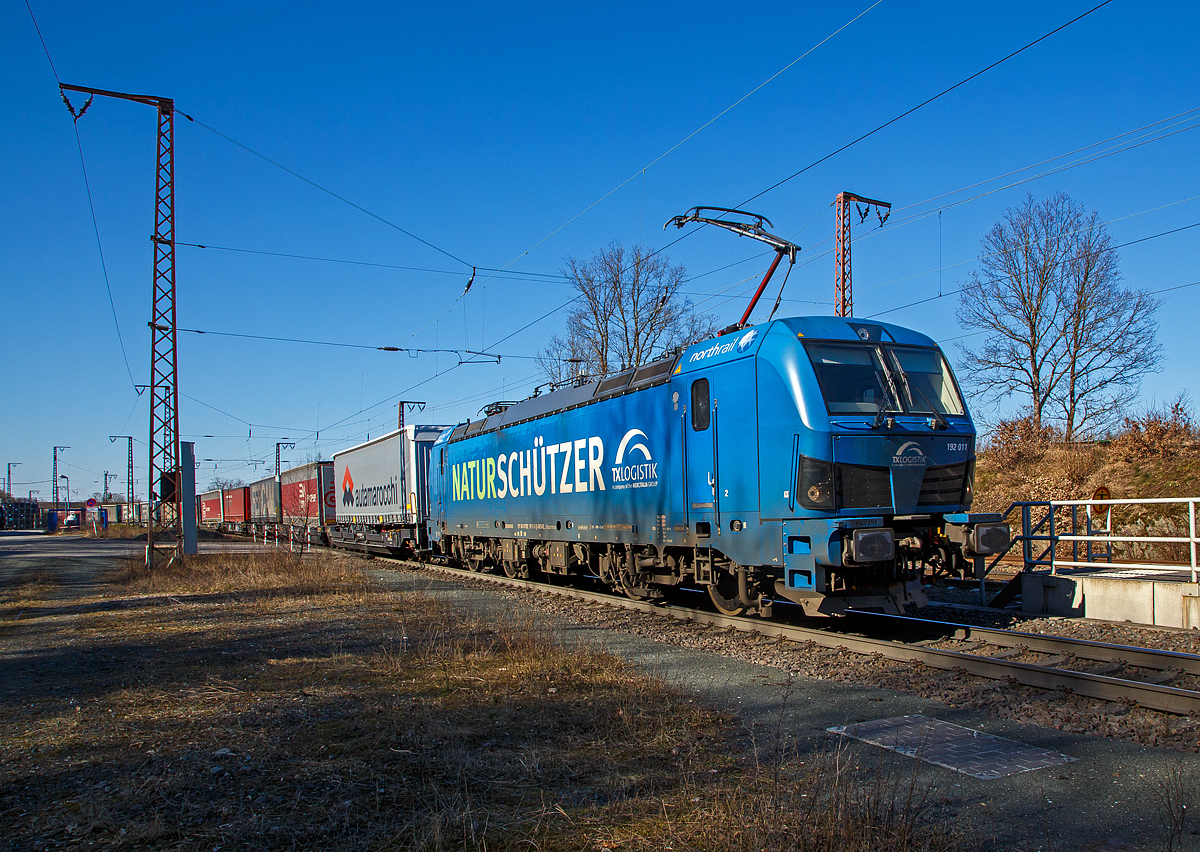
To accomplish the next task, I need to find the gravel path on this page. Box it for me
[361,562,1200,851]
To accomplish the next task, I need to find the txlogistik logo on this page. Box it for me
[610,428,658,491]
[892,441,928,466]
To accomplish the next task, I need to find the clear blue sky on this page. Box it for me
[3,1,1198,500]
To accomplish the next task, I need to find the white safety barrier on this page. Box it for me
[1003,498,1199,581]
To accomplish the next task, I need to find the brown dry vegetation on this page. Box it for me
[974,403,1200,564]
[78,523,147,540]
[0,550,965,851]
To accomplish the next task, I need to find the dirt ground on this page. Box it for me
[0,533,965,852]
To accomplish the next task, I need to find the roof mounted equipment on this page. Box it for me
[665,207,800,329]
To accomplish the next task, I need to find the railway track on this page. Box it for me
[380,557,1200,715]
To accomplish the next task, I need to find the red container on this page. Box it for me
[222,487,250,523]
[280,461,334,526]
[200,490,223,526]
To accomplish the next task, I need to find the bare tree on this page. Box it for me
[957,193,1161,440]
[207,475,246,492]
[539,241,719,383]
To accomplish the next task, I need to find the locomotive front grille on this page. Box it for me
[837,463,892,509]
[918,463,968,506]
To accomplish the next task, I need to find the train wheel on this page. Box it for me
[502,560,522,579]
[707,571,746,617]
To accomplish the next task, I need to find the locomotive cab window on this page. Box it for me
[886,346,965,416]
[804,342,900,415]
[691,378,710,431]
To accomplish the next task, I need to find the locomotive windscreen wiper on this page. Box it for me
[892,366,949,430]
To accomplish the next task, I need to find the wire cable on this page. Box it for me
[739,0,1116,207]
[680,107,1200,297]
[27,0,140,392]
[177,241,566,283]
[179,113,473,269]
[175,325,541,360]
[866,219,1200,319]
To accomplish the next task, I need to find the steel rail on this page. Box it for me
[849,611,1200,675]
[391,559,1200,715]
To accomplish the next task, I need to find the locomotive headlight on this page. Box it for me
[797,456,834,511]
[969,523,1009,555]
[844,527,895,564]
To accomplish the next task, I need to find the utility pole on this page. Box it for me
[53,447,69,509]
[110,436,134,506]
[275,442,295,476]
[834,192,891,318]
[5,463,19,501]
[62,83,182,568]
[397,401,426,430]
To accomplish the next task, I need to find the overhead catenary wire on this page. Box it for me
[176,242,567,284]
[865,220,1200,319]
[175,325,542,360]
[852,193,1200,298]
[678,106,1200,299]
[389,2,890,348]
[178,113,473,270]
[525,0,1121,329]
[26,1,140,394]
[738,0,1117,208]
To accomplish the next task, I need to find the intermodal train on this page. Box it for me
[199,315,1009,616]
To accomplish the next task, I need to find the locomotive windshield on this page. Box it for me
[805,342,903,415]
[886,346,965,416]
[804,341,964,417]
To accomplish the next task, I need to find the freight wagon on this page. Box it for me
[281,461,335,527]
[221,486,250,530]
[328,425,450,555]
[199,490,223,527]
[249,475,280,533]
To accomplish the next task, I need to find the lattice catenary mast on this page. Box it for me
[110,436,134,507]
[62,84,182,566]
[834,192,891,318]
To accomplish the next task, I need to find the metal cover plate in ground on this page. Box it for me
[829,715,1076,780]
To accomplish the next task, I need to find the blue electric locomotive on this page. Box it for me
[428,315,1008,616]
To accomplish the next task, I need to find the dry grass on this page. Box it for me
[0,551,967,851]
[79,522,147,540]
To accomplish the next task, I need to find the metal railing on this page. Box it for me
[997,497,1199,582]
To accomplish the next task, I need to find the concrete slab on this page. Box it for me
[1021,572,1083,617]
[830,715,1076,780]
[1022,568,1200,629]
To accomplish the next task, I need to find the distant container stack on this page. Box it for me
[2,501,41,530]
